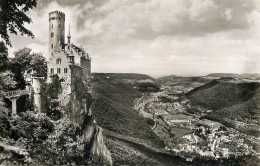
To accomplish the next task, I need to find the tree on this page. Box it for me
[0,0,37,46]
[12,47,47,77]
[8,47,47,90]
[0,43,16,120]
[31,53,47,78]
[0,41,9,72]
[9,59,25,90]
[46,75,62,99]
[0,42,16,93]
[0,71,16,93]
[13,47,33,72]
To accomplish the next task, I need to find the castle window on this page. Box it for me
[51,68,54,74]
[57,68,61,74]
[52,24,53,28]
[56,58,61,64]
[51,44,53,49]
[51,32,54,38]
[64,68,68,73]
[59,24,60,27]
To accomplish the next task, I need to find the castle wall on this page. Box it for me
[47,59,90,124]
[67,67,90,124]
[32,77,47,113]
[71,47,81,66]
[80,57,91,79]
[47,51,72,92]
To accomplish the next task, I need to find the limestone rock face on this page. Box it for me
[90,126,113,166]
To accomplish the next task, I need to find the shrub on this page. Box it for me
[146,118,155,126]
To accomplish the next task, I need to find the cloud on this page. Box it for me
[76,0,254,41]
[27,43,48,57]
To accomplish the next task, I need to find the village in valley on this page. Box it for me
[134,76,260,161]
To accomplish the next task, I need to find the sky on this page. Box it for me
[4,0,260,77]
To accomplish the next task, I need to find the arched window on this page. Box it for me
[56,58,61,64]
[64,68,68,73]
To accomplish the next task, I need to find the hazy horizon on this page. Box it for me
[91,72,260,79]
[3,0,260,76]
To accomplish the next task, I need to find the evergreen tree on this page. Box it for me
[0,41,9,72]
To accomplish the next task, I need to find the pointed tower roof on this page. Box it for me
[68,24,71,38]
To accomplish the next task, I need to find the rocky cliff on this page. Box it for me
[0,110,112,165]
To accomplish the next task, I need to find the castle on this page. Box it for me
[47,10,91,87]
[6,10,92,121]
[31,10,92,123]
[47,11,91,84]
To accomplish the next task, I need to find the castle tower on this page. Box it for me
[49,11,65,54]
[32,77,46,113]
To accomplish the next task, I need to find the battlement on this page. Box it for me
[49,11,65,21]
[49,10,65,16]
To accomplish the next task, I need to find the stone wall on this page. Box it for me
[47,51,91,125]
[80,57,91,79]
[67,69,91,125]
[47,51,72,87]
[31,77,47,113]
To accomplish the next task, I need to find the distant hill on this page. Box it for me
[158,75,210,83]
[158,75,211,90]
[92,73,156,80]
[206,73,241,78]
[207,73,260,79]
[158,74,179,80]
[241,73,260,79]
[187,80,260,136]
[187,80,260,110]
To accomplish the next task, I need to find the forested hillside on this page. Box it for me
[187,80,260,136]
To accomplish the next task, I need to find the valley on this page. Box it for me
[91,73,260,165]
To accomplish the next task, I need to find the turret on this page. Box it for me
[49,11,65,55]
[32,77,45,113]
[67,24,71,51]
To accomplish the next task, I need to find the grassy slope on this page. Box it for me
[91,73,173,165]
[91,73,162,145]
